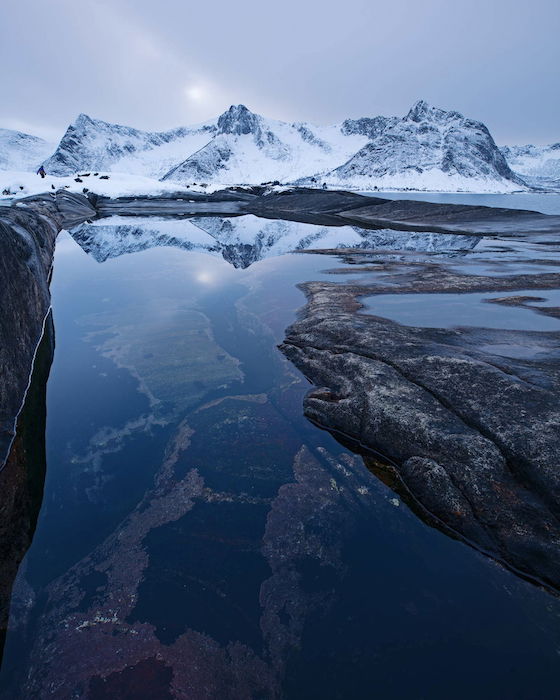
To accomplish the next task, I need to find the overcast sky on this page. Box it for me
[1,0,558,144]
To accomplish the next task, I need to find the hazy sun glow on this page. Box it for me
[185,85,205,102]
[196,270,214,284]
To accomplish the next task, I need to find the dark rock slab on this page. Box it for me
[280,273,560,591]
[95,198,245,217]
[91,188,371,222]
[339,199,560,236]
[0,319,53,652]
[93,188,259,217]
[0,203,58,467]
[0,191,94,468]
[245,188,376,215]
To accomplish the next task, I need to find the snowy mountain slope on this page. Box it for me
[341,116,398,139]
[0,128,55,171]
[161,104,368,185]
[317,101,524,192]
[43,114,217,178]
[500,143,560,189]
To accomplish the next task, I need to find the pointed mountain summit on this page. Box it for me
[404,99,460,123]
[217,105,262,136]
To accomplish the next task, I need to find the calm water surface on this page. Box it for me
[360,289,560,331]
[1,209,560,698]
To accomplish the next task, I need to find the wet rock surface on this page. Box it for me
[338,199,560,235]
[0,200,58,467]
[0,192,94,467]
[0,322,53,654]
[280,259,560,591]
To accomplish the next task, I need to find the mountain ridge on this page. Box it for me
[3,101,556,192]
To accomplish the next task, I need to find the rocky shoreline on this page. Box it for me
[280,263,560,591]
[90,187,560,235]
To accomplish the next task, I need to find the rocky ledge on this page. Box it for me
[0,191,95,646]
[280,266,560,592]
[0,191,95,467]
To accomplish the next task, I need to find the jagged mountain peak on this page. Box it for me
[217,104,262,135]
[405,100,463,123]
[406,99,433,121]
[72,113,115,129]
[42,112,218,178]
[74,113,96,126]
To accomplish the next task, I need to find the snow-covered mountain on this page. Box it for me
[1,101,534,192]
[70,214,480,268]
[39,106,367,185]
[0,128,54,171]
[161,104,367,185]
[317,101,523,192]
[43,114,217,178]
[500,143,560,190]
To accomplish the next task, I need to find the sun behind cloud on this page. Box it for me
[185,85,206,103]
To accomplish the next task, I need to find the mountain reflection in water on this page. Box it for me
[1,216,559,700]
[70,214,480,268]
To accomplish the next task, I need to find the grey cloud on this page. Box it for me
[0,0,558,144]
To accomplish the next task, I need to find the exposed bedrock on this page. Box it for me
[337,200,560,236]
[0,320,53,653]
[249,189,560,235]
[0,191,95,468]
[280,275,560,591]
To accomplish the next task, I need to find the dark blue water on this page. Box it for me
[1,221,560,699]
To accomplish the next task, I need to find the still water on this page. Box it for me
[360,289,560,331]
[1,205,560,698]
